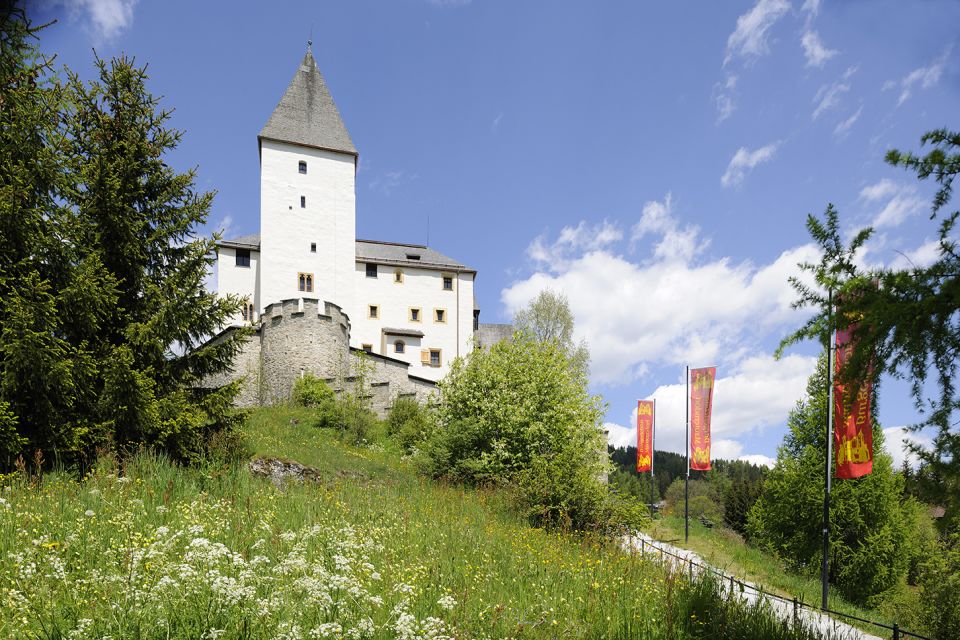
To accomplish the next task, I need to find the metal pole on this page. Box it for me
[685,365,690,544]
[822,289,834,610]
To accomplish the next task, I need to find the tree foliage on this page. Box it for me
[513,290,590,377]
[747,355,914,604]
[779,129,960,518]
[0,7,245,466]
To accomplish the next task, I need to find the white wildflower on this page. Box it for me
[84,510,95,518]
[437,594,457,610]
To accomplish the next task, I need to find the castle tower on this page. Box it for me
[258,47,357,317]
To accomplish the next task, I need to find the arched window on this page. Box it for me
[394,340,406,354]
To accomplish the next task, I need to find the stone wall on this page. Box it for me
[202,296,436,416]
[475,323,514,350]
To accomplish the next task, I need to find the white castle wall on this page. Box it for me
[351,264,475,381]
[259,140,356,318]
[216,246,260,324]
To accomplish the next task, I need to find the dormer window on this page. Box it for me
[298,161,307,174]
[406,254,420,261]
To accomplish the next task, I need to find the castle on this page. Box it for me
[209,47,509,411]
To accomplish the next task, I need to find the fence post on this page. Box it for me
[893,623,899,640]
[729,575,734,599]
[792,597,798,627]
[641,537,645,556]
[689,558,693,581]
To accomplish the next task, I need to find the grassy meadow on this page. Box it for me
[1,407,831,639]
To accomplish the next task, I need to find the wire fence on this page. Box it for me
[629,535,933,640]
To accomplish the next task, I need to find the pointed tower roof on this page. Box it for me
[259,48,357,156]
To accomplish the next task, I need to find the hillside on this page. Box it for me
[0,407,834,639]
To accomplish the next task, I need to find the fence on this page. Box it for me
[629,535,933,640]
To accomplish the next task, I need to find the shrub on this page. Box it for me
[664,478,725,522]
[426,335,623,530]
[386,396,434,453]
[292,374,336,409]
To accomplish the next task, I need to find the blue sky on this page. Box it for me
[36,0,960,466]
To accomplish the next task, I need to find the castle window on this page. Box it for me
[241,301,255,322]
[298,272,313,292]
[394,340,405,354]
[298,161,307,174]
[235,249,251,268]
[409,307,421,322]
[442,275,454,291]
[394,269,403,283]
[434,308,446,324]
[421,349,442,367]
[362,344,373,354]
[365,263,377,278]
[310,242,316,253]
[368,304,379,319]
[300,196,306,208]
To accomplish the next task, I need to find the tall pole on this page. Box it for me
[685,365,690,544]
[821,290,834,609]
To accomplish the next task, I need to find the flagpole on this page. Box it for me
[822,290,834,609]
[685,365,690,544]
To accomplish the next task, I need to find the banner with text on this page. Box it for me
[690,367,716,471]
[834,327,873,479]
[636,400,654,472]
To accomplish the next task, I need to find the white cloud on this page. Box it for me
[503,195,819,385]
[888,238,941,270]
[713,74,738,123]
[859,180,925,229]
[215,214,234,239]
[427,0,471,6]
[368,170,417,196]
[721,142,780,188]
[894,49,950,106]
[833,106,862,137]
[739,454,776,468]
[812,66,856,120]
[883,426,932,469]
[801,30,838,68]
[491,112,503,132]
[724,0,791,65]
[603,354,816,460]
[49,0,137,41]
[800,0,821,18]
[528,220,622,272]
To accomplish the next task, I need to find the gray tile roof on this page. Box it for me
[382,327,425,338]
[356,239,474,272]
[219,233,261,250]
[259,49,357,156]
[216,234,473,272]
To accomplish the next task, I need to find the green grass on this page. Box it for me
[647,514,903,638]
[0,407,832,639]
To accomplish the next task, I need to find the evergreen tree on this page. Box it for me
[747,355,912,604]
[0,7,246,465]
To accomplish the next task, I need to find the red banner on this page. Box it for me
[636,400,654,472]
[834,327,873,479]
[690,367,716,471]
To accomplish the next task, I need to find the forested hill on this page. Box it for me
[608,446,768,501]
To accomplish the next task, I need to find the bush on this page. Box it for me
[292,374,336,409]
[664,478,725,522]
[918,532,960,639]
[204,426,252,464]
[425,335,623,530]
[386,396,434,453]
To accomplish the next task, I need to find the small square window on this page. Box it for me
[394,340,405,354]
[235,249,251,268]
[310,242,316,253]
[362,344,373,354]
[442,275,453,291]
[368,305,379,319]
[406,253,420,261]
[409,308,421,322]
[300,196,306,208]
[298,161,307,174]
[430,349,441,366]
[366,263,377,278]
[434,309,446,323]
[298,272,313,292]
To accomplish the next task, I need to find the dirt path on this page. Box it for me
[622,532,887,640]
